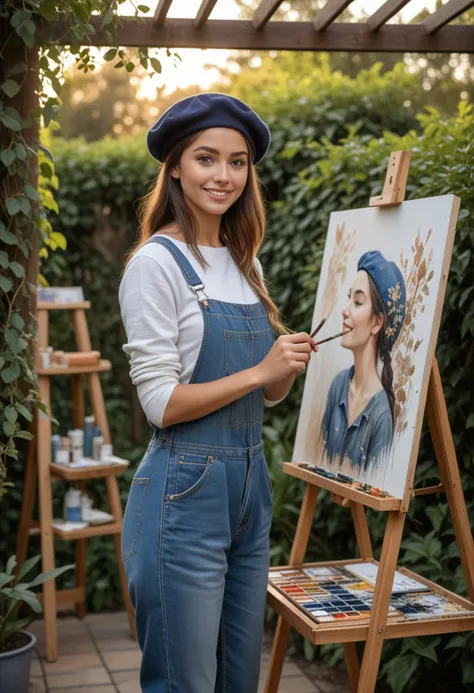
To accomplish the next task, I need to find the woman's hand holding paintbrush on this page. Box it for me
[254,332,318,390]
[310,318,353,345]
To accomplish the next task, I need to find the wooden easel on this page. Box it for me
[264,152,474,693]
[16,299,136,662]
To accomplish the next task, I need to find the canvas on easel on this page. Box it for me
[294,192,458,501]
[263,152,474,693]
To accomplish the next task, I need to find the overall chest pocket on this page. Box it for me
[217,328,273,429]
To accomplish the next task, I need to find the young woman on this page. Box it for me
[322,250,406,473]
[118,93,317,693]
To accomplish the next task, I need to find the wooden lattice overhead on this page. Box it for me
[39,0,474,53]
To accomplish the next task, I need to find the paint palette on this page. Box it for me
[269,564,474,625]
[269,567,378,624]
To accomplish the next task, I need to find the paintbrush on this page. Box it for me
[314,327,352,346]
[310,318,326,339]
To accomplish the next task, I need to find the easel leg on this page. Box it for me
[37,378,59,662]
[342,503,373,693]
[265,483,319,693]
[357,511,406,693]
[16,429,37,567]
[426,359,474,601]
[343,644,360,693]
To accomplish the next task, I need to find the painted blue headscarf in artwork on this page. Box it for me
[357,250,406,349]
[146,93,271,164]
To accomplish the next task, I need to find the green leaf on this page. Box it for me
[151,58,162,74]
[2,80,20,98]
[0,572,14,588]
[17,555,41,581]
[6,556,17,575]
[103,48,117,61]
[27,563,75,588]
[6,199,20,215]
[3,617,34,639]
[0,251,9,268]
[0,226,18,245]
[40,161,54,178]
[1,363,21,384]
[0,108,22,131]
[10,588,42,613]
[14,143,27,161]
[16,404,33,422]
[3,421,15,437]
[102,9,114,25]
[14,430,34,441]
[24,184,40,201]
[0,276,13,293]
[125,61,135,73]
[4,407,18,425]
[9,262,25,278]
[10,312,25,330]
[0,149,16,167]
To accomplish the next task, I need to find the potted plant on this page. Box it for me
[0,554,73,693]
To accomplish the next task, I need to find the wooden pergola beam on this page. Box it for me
[313,0,354,32]
[37,18,474,53]
[195,0,219,29]
[367,0,412,32]
[154,0,174,28]
[252,0,286,30]
[422,0,474,35]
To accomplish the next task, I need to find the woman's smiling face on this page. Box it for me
[171,127,249,216]
[341,270,383,351]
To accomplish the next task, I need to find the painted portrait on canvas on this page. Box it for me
[293,195,459,499]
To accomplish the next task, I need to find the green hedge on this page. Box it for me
[2,65,473,691]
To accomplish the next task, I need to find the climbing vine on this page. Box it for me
[0,1,170,498]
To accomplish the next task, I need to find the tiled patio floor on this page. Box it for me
[28,612,351,693]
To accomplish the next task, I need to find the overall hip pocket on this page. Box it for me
[217,328,272,429]
[170,453,215,501]
[122,477,149,562]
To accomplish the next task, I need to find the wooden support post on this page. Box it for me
[37,376,58,661]
[357,511,406,692]
[264,484,319,693]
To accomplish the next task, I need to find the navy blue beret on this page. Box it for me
[146,93,271,164]
[357,250,406,349]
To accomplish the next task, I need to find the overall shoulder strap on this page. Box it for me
[146,236,207,302]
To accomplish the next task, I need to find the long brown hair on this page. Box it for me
[368,275,395,425]
[127,131,288,335]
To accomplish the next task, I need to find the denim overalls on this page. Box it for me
[121,236,274,693]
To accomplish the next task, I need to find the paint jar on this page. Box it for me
[92,434,104,461]
[83,415,95,457]
[55,449,70,465]
[68,429,84,462]
[80,492,93,517]
[39,348,50,369]
[54,350,68,367]
[100,443,113,462]
[63,488,82,523]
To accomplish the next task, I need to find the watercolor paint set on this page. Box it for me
[268,563,474,625]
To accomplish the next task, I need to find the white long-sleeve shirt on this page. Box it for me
[119,235,282,429]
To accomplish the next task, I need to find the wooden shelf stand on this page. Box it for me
[16,299,136,662]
